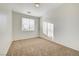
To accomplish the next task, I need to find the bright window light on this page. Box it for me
[43,22,48,35]
[22,17,35,31]
[43,21,54,39]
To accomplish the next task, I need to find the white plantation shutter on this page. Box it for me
[43,21,54,39]
[51,24,54,39]
[48,23,52,38]
[48,23,54,39]
[22,17,35,31]
[29,19,35,31]
[43,22,48,35]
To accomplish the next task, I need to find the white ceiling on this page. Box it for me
[0,3,62,17]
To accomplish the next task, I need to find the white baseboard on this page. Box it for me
[40,34,79,52]
[2,34,78,56]
[40,34,54,41]
[13,35,40,41]
[0,40,12,56]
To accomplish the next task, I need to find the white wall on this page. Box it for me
[0,6,12,55]
[54,4,79,51]
[40,4,79,51]
[12,11,40,41]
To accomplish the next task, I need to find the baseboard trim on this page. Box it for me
[13,36,40,42]
[40,34,79,52]
[13,35,40,41]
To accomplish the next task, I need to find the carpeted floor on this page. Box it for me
[7,37,79,56]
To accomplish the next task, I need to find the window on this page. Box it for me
[48,23,52,38]
[29,19,35,31]
[48,23,54,38]
[43,22,48,35]
[43,21,54,39]
[22,17,35,31]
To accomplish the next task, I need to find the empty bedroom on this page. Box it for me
[0,3,79,56]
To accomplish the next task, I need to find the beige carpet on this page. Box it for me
[7,37,79,56]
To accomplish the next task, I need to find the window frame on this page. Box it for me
[43,21,54,39]
[22,17,35,32]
